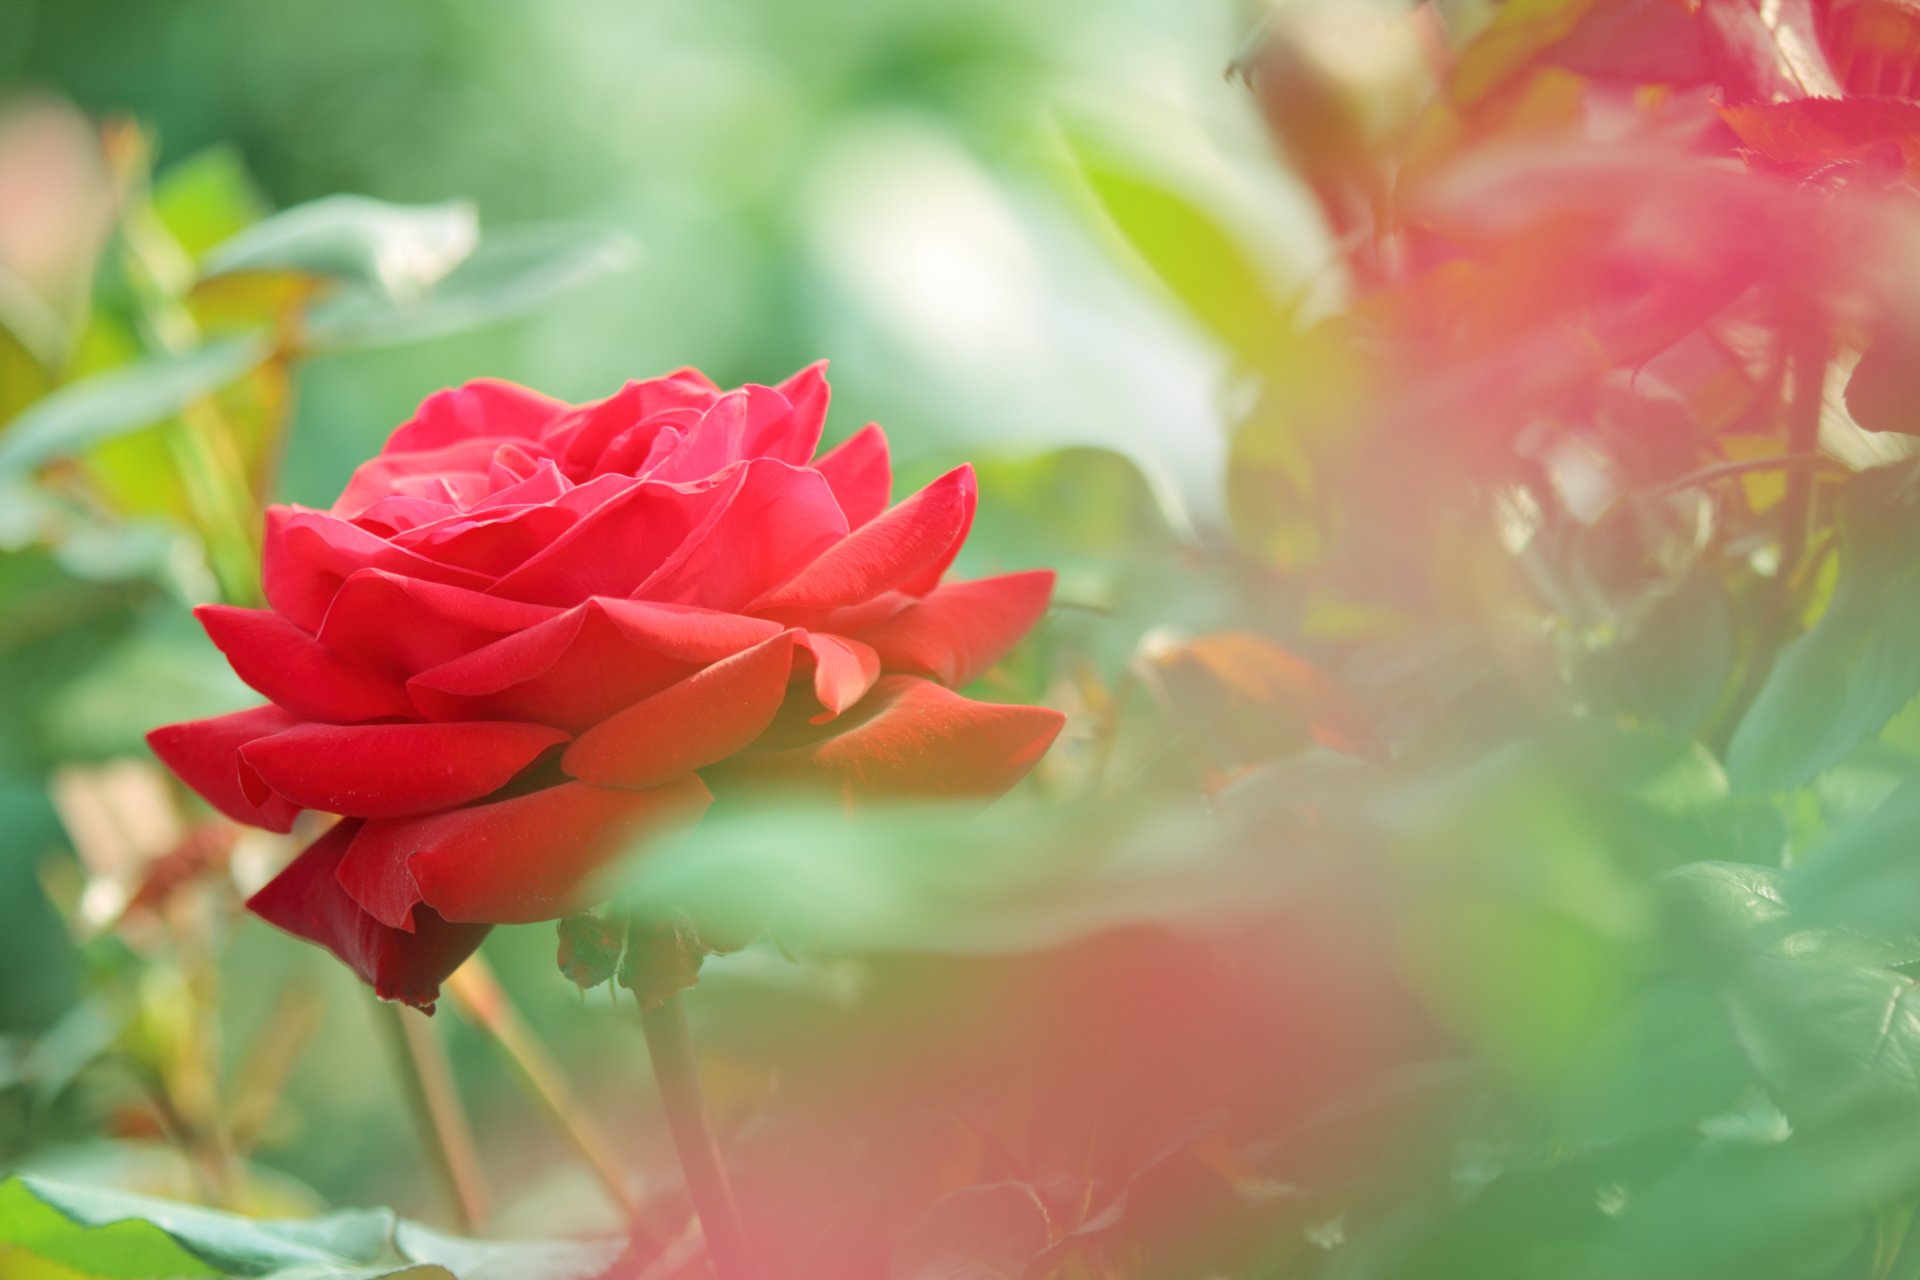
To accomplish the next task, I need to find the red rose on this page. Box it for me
[148,364,1062,1008]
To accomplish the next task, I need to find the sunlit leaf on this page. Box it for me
[0,338,267,478]
[1730,466,1920,790]
[203,195,478,302]
[9,1176,620,1280]
[1060,131,1292,367]
[304,222,637,352]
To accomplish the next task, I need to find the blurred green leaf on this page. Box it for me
[1728,958,1920,1125]
[1731,466,1920,791]
[0,338,267,479]
[203,196,478,302]
[151,147,267,263]
[0,1178,219,1278]
[305,222,636,352]
[10,1176,621,1280]
[1062,131,1291,366]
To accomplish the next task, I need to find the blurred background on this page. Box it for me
[16,2,1920,1277]
[0,0,1315,1236]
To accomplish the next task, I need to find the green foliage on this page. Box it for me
[0,1177,621,1280]
[1732,466,1920,791]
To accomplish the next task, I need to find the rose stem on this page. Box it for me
[374,1000,490,1232]
[637,992,762,1280]
[444,957,661,1235]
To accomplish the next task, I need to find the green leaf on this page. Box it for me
[1061,132,1291,367]
[8,1177,621,1280]
[0,338,267,478]
[151,147,267,263]
[305,222,636,352]
[1730,466,1920,790]
[1727,957,1920,1125]
[0,1179,219,1279]
[202,195,478,301]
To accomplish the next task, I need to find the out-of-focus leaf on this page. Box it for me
[1787,776,1920,940]
[1723,97,1920,175]
[1547,0,1712,84]
[619,797,1279,956]
[1601,573,1735,736]
[1845,323,1920,437]
[305,222,636,352]
[10,1176,620,1280]
[1146,630,1386,764]
[1061,132,1292,367]
[1658,862,1789,951]
[1449,0,1604,102]
[151,146,267,263]
[890,1182,1051,1280]
[1699,0,1842,102]
[202,195,478,301]
[1727,957,1920,1124]
[1730,467,1920,790]
[0,1178,219,1278]
[0,337,267,478]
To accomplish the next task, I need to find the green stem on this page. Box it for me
[374,1000,489,1232]
[638,993,761,1280]
[445,958,658,1234]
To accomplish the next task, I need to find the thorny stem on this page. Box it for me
[374,1000,489,1233]
[638,992,762,1280]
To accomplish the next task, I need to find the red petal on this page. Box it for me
[385,379,569,455]
[645,382,825,483]
[776,360,832,463]
[813,423,892,528]
[634,459,848,611]
[752,465,975,612]
[247,819,489,1011]
[561,632,800,789]
[709,675,1063,805]
[799,632,881,720]
[339,776,712,927]
[317,569,561,678]
[485,474,721,605]
[195,605,414,723]
[854,571,1054,688]
[263,507,493,631]
[407,599,785,730]
[335,437,519,520]
[239,720,569,819]
[540,372,720,475]
[147,706,304,833]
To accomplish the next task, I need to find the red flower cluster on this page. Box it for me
[148,365,1062,1007]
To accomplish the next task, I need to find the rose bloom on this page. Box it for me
[148,364,1062,1008]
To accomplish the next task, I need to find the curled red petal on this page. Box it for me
[708,674,1063,806]
[855,570,1054,688]
[799,632,882,720]
[148,706,305,833]
[634,459,848,611]
[407,599,785,730]
[316,569,560,678]
[383,379,570,455]
[561,631,800,789]
[247,818,489,1011]
[239,720,569,819]
[812,423,892,529]
[195,605,415,723]
[752,465,975,613]
[340,776,712,927]
[263,507,493,632]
